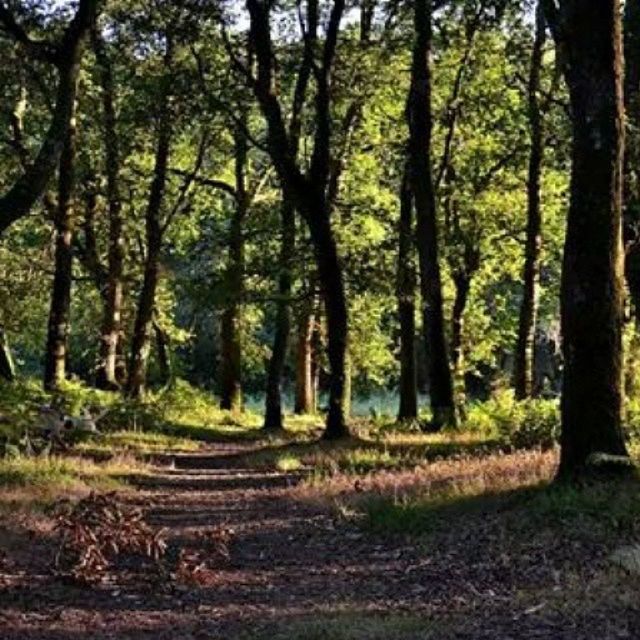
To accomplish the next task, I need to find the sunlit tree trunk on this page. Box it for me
[0,328,15,381]
[295,306,316,415]
[450,271,470,413]
[514,1,546,400]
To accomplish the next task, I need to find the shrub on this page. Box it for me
[464,390,559,451]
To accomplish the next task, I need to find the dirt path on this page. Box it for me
[1,443,639,639]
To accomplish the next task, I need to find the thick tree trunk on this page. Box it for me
[397,163,418,421]
[44,105,77,391]
[93,30,126,390]
[264,201,295,430]
[294,307,316,414]
[624,0,640,382]
[545,0,630,475]
[407,0,457,430]
[219,125,247,414]
[514,2,546,401]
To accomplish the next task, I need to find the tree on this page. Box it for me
[126,36,174,398]
[92,28,127,389]
[406,0,457,429]
[219,120,248,413]
[245,0,350,439]
[543,0,630,475]
[0,0,101,235]
[513,0,546,400]
[43,101,77,390]
[396,161,418,421]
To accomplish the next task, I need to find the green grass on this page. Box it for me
[363,474,640,541]
[73,430,203,456]
[275,453,303,472]
[0,454,148,507]
[243,613,435,640]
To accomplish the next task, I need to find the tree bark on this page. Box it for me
[544,0,630,476]
[307,209,349,439]
[514,1,546,400]
[397,162,418,421]
[44,102,77,391]
[407,0,457,430]
[264,200,295,430]
[0,328,16,381]
[451,272,470,397]
[126,44,172,398]
[219,123,248,414]
[153,318,172,387]
[247,0,349,438]
[294,306,316,415]
[93,29,126,390]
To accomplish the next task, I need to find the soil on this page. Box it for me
[0,442,638,639]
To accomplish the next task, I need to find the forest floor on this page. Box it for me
[1,431,640,639]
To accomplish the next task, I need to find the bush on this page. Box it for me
[465,390,559,451]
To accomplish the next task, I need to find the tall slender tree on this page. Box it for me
[126,37,174,398]
[407,0,457,429]
[219,120,248,413]
[44,103,77,391]
[396,161,418,421]
[514,1,546,400]
[245,0,350,439]
[92,29,127,389]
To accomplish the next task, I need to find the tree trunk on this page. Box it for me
[306,209,349,439]
[219,124,247,414]
[451,272,471,409]
[153,319,172,387]
[624,0,640,373]
[44,103,77,391]
[264,200,295,430]
[294,306,316,415]
[514,1,546,401]
[544,0,629,475]
[93,30,126,390]
[126,70,171,398]
[0,328,15,381]
[407,0,457,430]
[397,162,418,421]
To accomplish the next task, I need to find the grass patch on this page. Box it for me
[73,430,202,456]
[275,453,303,472]
[0,454,147,507]
[363,472,640,542]
[244,613,435,640]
